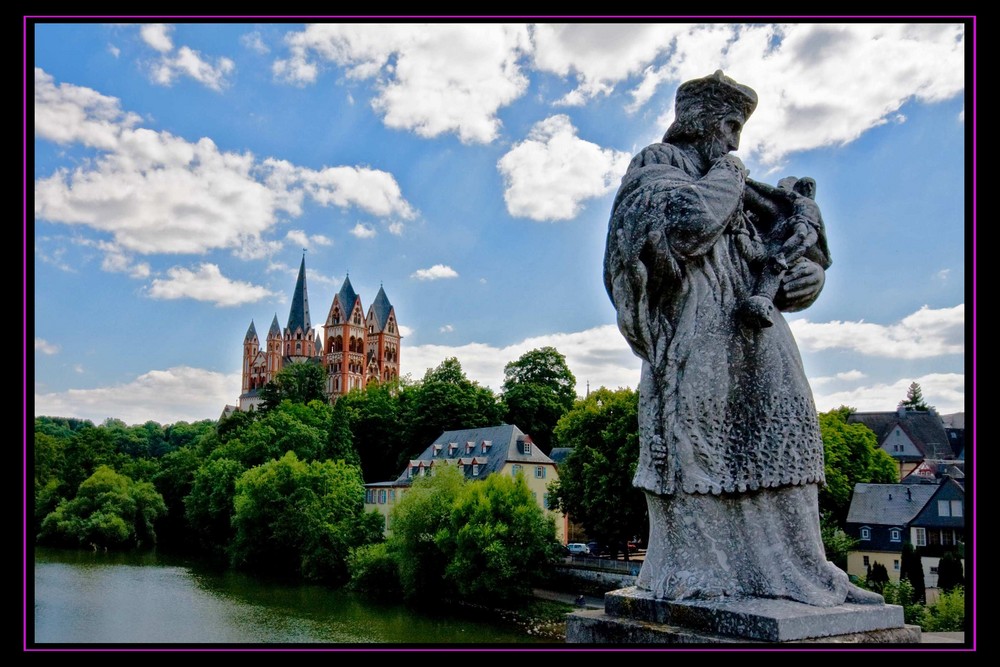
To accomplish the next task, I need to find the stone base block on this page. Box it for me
[566,587,920,644]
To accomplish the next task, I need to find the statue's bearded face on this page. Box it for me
[704,112,744,162]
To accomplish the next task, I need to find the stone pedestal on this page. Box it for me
[566,587,921,644]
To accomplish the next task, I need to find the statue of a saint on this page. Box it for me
[604,71,880,606]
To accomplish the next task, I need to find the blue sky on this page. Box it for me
[31,20,971,425]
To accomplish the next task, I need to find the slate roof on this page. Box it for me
[244,320,258,343]
[268,314,282,338]
[337,275,359,312]
[286,255,313,334]
[369,285,394,332]
[900,461,965,485]
[548,447,573,465]
[391,424,555,484]
[848,409,954,460]
[846,483,937,526]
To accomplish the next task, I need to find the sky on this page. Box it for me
[29,19,972,426]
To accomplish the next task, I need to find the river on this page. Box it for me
[31,547,554,646]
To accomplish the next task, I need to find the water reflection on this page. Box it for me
[33,548,549,645]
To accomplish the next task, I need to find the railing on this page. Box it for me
[564,555,643,576]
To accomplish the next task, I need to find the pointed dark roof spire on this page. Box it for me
[371,284,393,331]
[337,275,359,312]
[268,314,281,338]
[244,320,259,343]
[286,254,313,333]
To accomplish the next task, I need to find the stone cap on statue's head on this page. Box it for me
[674,70,758,121]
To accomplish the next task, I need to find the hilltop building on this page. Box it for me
[238,254,401,410]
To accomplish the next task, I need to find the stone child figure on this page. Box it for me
[604,71,879,606]
[740,175,832,329]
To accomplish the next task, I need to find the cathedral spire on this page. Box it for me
[286,253,312,334]
[268,314,281,338]
[244,320,259,343]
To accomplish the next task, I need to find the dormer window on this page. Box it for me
[466,441,474,453]
[523,441,531,455]
[472,464,479,476]
[860,527,871,540]
[889,528,901,542]
[448,442,458,455]
[482,440,492,453]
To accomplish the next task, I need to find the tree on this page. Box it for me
[401,358,503,465]
[258,362,328,410]
[937,551,964,592]
[548,387,647,560]
[444,471,561,602]
[185,457,246,551]
[866,561,890,593]
[820,511,857,571]
[38,465,167,549]
[899,381,933,412]
[386,464,468,602]
[900,541,926,603]
[818,407,898,524]
[501,347,577,454]
[335,381,404,481]
[229,452,383,583]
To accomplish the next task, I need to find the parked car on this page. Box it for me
[566,543,592,556]
[586,541,605,557]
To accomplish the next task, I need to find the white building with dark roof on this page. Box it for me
[364,424,567,542]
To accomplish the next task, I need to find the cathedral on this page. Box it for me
[238,255,401,411]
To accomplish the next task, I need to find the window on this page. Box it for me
[890,528,901,542]
[951,500,963,517]
[511,464,523,477]
[543,494,550,510]
[915,527,927,547]
[893,559,900,571]
[863,555,870,568]
[860,527,871,541]
[930,566,939,575]
[535,466,546,479]
[938,500,950,516]
[472,464,479,476]
[365,489,374,503]
[523,442,532,455]
[389,490,396,502]
[378,489,387,504]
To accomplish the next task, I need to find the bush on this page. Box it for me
[924,587,965,632]
[347,542,401,599]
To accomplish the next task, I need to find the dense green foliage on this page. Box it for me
[866,561,890,592]
[349,465,560,604]
[258,362,329,410]
[501,347,577,454]
[548,387,646,559]
[820,511,857,571]
[900,541,926,603]
[937,551,965,591]
[818,407,897,523]
[924,587,966,632]
[38,465,166,549]
[230,452,384,582]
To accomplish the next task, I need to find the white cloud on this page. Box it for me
[810,369,867,386]
[811,373,965,415]
[936,269,951,282]
[147,263,277,307]
[35,338,60,355]
[140,24,174,53]
[34,71,415,256]
[388,221,404,236]
[398,325,414,338]
[34,366,241,425]
[285,229,332,248]
[241,31,270,54]
[790,304,964,359]
[350,223,376,239]
[531,23,688,105]
[108,44,120,58]
[139,24,235,91]
[439,324,454,333]
[403,324,640,397]
[410,264,459,281]
[498,115,631,221]
[73,364,85,374]
[632,24,964,164]
[479,278,487,284]
[34,68,141,150]
[274,24,531,143]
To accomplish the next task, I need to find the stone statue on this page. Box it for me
[603,71,880,607]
